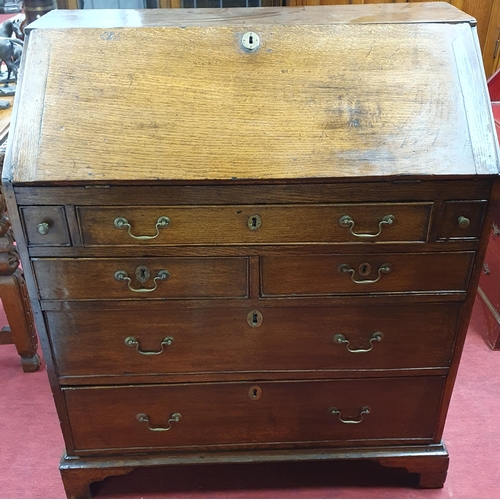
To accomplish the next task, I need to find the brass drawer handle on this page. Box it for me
[339,214,395,238]
[125,336,173,355]
[329,406,371,424]
[136,412,182,432]
[338,263,392,284]
[114,216,170,240]
[114,268,171,293]
[333,331,384,353]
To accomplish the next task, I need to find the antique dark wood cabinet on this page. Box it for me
[3,3,499,498]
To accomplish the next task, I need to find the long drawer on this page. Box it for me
[77,203,433,246]
[64,376,445,452]
[261,252,475,296]
[32,257,248,300]
[47,303,460,378]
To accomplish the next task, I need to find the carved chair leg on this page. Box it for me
[60,466,134,499]
[0,269,40,372]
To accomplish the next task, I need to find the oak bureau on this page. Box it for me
[4,3,499,497]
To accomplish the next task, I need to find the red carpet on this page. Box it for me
[1,297,500,498]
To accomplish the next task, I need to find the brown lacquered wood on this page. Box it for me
[78,203,432,246]
[13,180,493,206]
[261,252,475,296]
[58,443,449,497]
[21,205,71,246]
[3,5,498,495]
[8,9,497,183]
[27,4,475,30]
[63,377,445,453]
[438,200,487,239]
[32,257,249,300]
[433,178,500,442]
[46,302,461,378]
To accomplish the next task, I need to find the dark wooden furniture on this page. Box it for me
[4,4,499,497]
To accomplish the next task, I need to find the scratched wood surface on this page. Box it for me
[7,5,498,183]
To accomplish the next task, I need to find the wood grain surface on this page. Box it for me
[8,6,498,183]
[46,302,460,378]
[63,376,445,452]
[27,4,475,30]
[32,256,249,300]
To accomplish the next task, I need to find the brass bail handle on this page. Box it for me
[136,412,182,432]
[333,331,384,353]
[338,263,392,284]
[114,267,171,293]
[339,214,395,238]
[125,336,173,355]
[114,216,170,240]
[329,406,371,424]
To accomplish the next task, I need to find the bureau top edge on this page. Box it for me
[7,3,497,185]
[26,4,475,32]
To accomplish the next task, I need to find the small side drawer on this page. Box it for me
[439,200,487,239]
[64,376,445,453]
[261,252,475,296]
[20,206,71,246]
[32,257,248,300]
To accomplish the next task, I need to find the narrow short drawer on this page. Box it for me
[261,252,475,296]
[64,376,445,452]
[78,202,432,246]
[48,302,460,378]
[32,257,248,300]
[20,206,71,246]
[439,200,487,240]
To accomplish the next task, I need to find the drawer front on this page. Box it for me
[64,377,445,452]
[32,257,248,300]
[261,252,475,296]
[48,303,460,378]
[439,200,488,240]
[21,206,71,246]
[78,203,432,246]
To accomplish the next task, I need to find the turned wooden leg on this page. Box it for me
[378,451,449,489]
[0,270,40,372]
[60,466,134,499]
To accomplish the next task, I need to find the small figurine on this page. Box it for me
[0,37,22,90]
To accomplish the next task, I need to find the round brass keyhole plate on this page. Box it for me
[358,262,372,277]
[248,385,262,400]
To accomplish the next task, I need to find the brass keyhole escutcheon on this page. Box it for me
[247,310,263,328]
[135,265,151,284]
[247,214,262,231]
[248,385,262,400]
[358,262,372,277]
[241,31,260,51]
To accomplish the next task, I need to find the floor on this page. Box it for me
[1,296,499,499]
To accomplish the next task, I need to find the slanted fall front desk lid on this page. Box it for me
[6,3,499,184]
